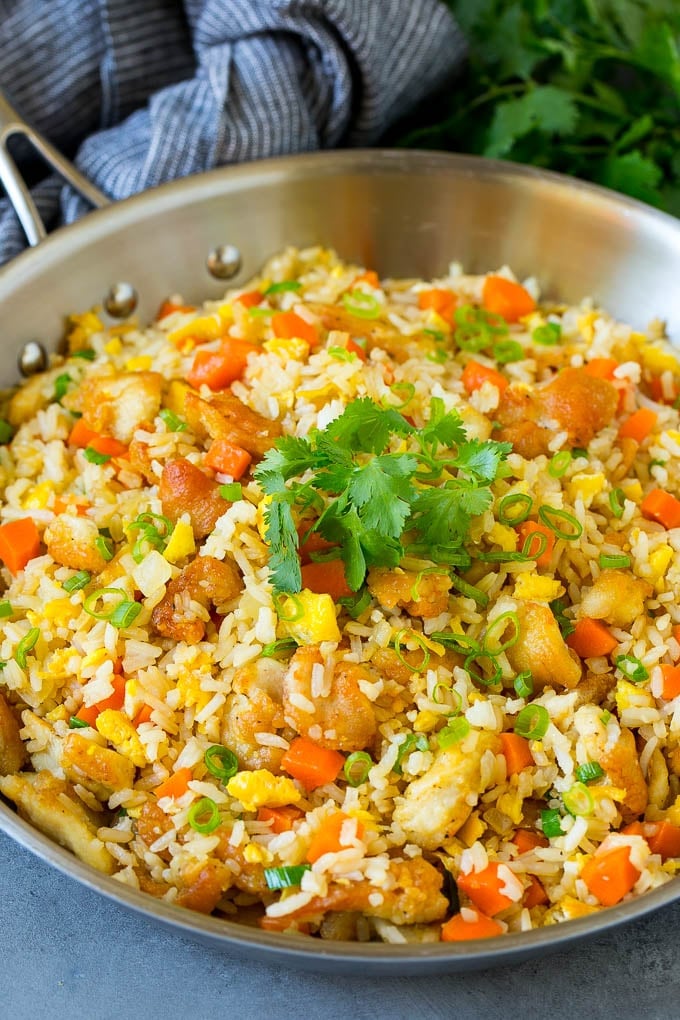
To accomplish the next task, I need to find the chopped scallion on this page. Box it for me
[264,865,311,890]
[342,290,381,319]
[437,716,470,749]
[0,419,14,444]
[63,570,91,593]
[344,751,373,787]
[337,588,372,619]
[548,450,572,478]
[71,348,96,361]
[264,280,301,295]
[219,482,243,501]
[513,671,534,698]
[493,339,524,364]
[68,716,90,729]
[482,610,520,655]
[464,651,502,688]
[562,782,594,817]
[0,600,13,618]
[575,761,605,784]
[388,381,416,409]
[538,505,583,541]
[260,638,298,660]
[204,745,239,781]
[109,601,141,629]
[53,373,73,402]
[598,553,631,569]
[187,797,221,834]
[609,487,625,519]
[95,535,114,561]
[83,587,127,620]
[514,704,549,740]
[541,808,564,837]
[615,654,649,683]
[393,733,429,774]
[158,408,188,432]
[15,627,40,669]
[393,629,430,673]
[532,322,561,346]
[498,492,533,525]
[450,575,489,607]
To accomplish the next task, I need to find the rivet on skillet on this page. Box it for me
[104,282,138,318]
[18,340,48,377]
[206,244,242,279]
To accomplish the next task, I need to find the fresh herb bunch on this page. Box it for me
[396,0,680,212]
[254,397,511,593]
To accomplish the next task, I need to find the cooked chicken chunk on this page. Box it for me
[151,554,242,642]
[574,706,648,822]
[65,371,163,444]
[579,570,652,629]
[506,601,582,690]
[0,771,115,873]
[222,658,287,771]
[184,391,282,458]
[62,731,136,796]
[0,693,26,775]
[159,458,227,539]
[44,514,110,574]
[367,567,452,619]
[393,730,500,850]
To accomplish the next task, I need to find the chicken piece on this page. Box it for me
[573,671,616,709]
[308,303,412,363]
[184,391,282,458]
[62,730,136,796]
[159,458,227,539]
[151,554,242,642]
[370,646,462,685]
[65,371,163,443]
[176,859,234,914]
[273,857,448,926]
[282,645,377,752]
[44,514,110,574]
[0,770,115,873]
[506,601,582,690]
[647,747,670,810]
[136,871,171,898]
[216,835,270,895]
[134,800,173,857]
[579,570,652,629]
[367,567,452,619]
[392,730,500,850]
[497,368,618,457]
[574,706,648,822]
[221,658,287,771]
[0,692,26,775]
[7,370,55,426]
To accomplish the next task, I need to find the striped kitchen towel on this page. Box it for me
[0,0,465,264]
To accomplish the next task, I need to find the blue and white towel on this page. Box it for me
[0,0,464,264]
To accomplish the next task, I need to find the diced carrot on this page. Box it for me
[461,360,508,395]
[641,488,680,530]
[660,663,680,700]
[205,439,252,480]
[580,845,640,906]
[649,375,678,405]
[567,618,618,658]
[623,819,680,860]
[583,358,619,380]
[280,736,344,791]
[300,558,353,600]
[306,812,365,864]
[53,497,91,517]
[133,704,154,727]
[441,910,504,941]
[482,275,536,323]
[94,673,126,713]
[499,732,535,776]
[334,335,367,361]
[67,419,128,458]
[157,300,196,320]
[257,805,304,834]
[234,290,263,308]
[418,288,457,325]
[0,517,42,574]
[154,767,193,800]
[524,875,549,909]
[456,862,515,916]
[618,407,657,442]
[512,829,549,854]
[515,520,555,568]
[74,704,100,727]
[271,311,319,348]
[673,623,680,644]
[352,270,380,288]
[298,526,335,565]
[187,338,260,391]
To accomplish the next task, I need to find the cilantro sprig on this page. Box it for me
[254,397,511,593]
[394,1,680,212]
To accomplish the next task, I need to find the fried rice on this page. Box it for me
[1,245,680,944]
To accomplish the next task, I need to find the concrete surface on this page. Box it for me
[1,827,678,1020]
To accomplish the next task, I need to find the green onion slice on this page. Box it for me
[548,451,572,478]
[599,553,631,569]
[0,419,14,444]
[532,322,561,346]
[437,716,470,749]
[63,570,91,593]
[431,682,462,713]
[563,782,594,817]
[260,638,298,660]
[541,808,564,837]
[521,530,548,561]
[609,488,625,519]
[493,339,524,364]
[337,588,372,619]
[204,745,239,781]
[616,654,649,683]
[514,704,550,740]
[430,631,480,656]
[109,601,141,629]
[71,348,96,361]
[328,346,357,362]
[575,761,605,784]
[159,408,188,432]
[53,373,73,402]
[600,709,612,725]
[538,505,583,541]
[394,629,430,673]
[264,280,301,295]
[273,593,304,622]
[394,733,429,774]
[514,671,534,698]
[389,381,416,409]
[219,482,243,501]
[83,587,127,620]
[264,865,311,890]
[342,290,381,319]
[464,651,502,688]
[95,535,115,561]
[498,492,533,525]
[0,601,13,618]
[68,716,90,729]
[450,575,489,607]
[187,797,221,834]
[15,627,40,669]
[344,751,373,787]
[482,610,520,655]
[84,447,111,465]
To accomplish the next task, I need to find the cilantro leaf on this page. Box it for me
[485,86,580,158]
[324,397,413,454]
[409,482,493,547]
[452,438,513,483]
[347,456,416,538]
[595,150,664,206]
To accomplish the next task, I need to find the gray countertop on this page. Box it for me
[1,829,678,1020]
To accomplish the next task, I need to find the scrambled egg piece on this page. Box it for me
[163,520,195,563]
[226,769,301,812]
[568,473,605,505]
[513,574,565,602]
[95,709,146,768]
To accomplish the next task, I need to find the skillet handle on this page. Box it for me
[0,90,110,246]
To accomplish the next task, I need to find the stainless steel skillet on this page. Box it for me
[1,91,680,974]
